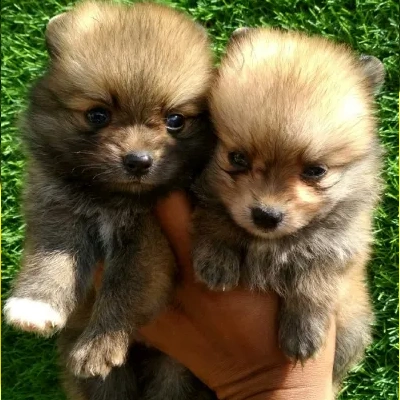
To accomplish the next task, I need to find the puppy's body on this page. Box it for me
[193,28,383,395]
[4,2,215,399]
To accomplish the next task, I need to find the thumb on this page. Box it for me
[93,261,105,290]
[155,191,195,283]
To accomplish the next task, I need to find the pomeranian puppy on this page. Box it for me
[4,1,215,399]
[192,27,384,394]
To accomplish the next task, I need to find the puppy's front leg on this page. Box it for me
[69,216,175,378]
[333,259,373,388]
[58,290,139,400]
[278,276,337,363]
[192,209,241,291]
[193,237,241,291]
[4,211,97,335]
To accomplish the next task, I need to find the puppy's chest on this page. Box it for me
[246,236,349,275]
[96,208,144,250]
[241,240,321,292]
[247,241,295,270]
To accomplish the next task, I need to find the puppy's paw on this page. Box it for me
[193,243,240,291]
[68,331,129,378]
[195,261,240,291]
[3,297,65,335]
[279,312,326,363]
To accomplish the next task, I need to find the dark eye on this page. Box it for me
[302,165,328,180]
[228,151,250,171]
[166,114,185,133]
[86,107,111,128]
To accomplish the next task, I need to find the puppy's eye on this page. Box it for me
[302,165,328,180]
[228,151,250,171]
[166,114,185,133]
[86,107,111,128]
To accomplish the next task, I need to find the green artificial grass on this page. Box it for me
[1,0,398,399]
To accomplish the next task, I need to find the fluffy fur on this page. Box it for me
[192,27,384,396]
[4,1,215,399]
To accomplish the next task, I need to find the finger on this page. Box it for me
[138,309,219,387]
[155,191,196,283]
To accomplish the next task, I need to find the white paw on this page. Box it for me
[68,331,128,378]
[3,297,65,335]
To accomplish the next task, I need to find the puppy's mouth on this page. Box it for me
[124,174,149,183]
[108,179,156,194]
[117,174,155,187]
[249,216,311,240]
[252,226,291,240]
[229,207,299,240]
[116,165,174,190]
[89,156,180,191]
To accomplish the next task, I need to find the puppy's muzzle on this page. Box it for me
[123,152,153,176]
[251,206,283,230]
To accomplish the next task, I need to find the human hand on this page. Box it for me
[137,191,336,400]
[94,191,335,399]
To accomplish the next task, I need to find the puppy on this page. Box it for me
[192,27,384,394]
[4,1,215,398]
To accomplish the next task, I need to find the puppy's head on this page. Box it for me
[208,28,384,239]
[27,2,213,193]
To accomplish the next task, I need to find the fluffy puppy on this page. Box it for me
[193,27,384,393]
[4,1,215,398]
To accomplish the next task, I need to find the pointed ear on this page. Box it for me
[359,55,385,94]
[228,27,251,45]
[45,12,68,57]
[45,3,106,58]
[195,22,209,39]
[231,26,250,39]
[232,27,250,37]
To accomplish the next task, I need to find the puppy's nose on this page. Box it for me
[123,152,153,175]
[251,206,283,230]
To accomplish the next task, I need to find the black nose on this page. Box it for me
[251,206,283,230]
[123,152,153,175]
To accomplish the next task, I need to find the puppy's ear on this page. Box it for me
[231,27,251,38]
[45,12,69,57]
[359,55,385,94]
[45,3,103,58]
[228,27,251,45]
[195,22,209,38]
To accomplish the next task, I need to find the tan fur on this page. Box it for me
[40,1,214,192]
[47,2,212,107]
[334,219,374,394]
[206,29,380,240]
[193,28,383,396]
